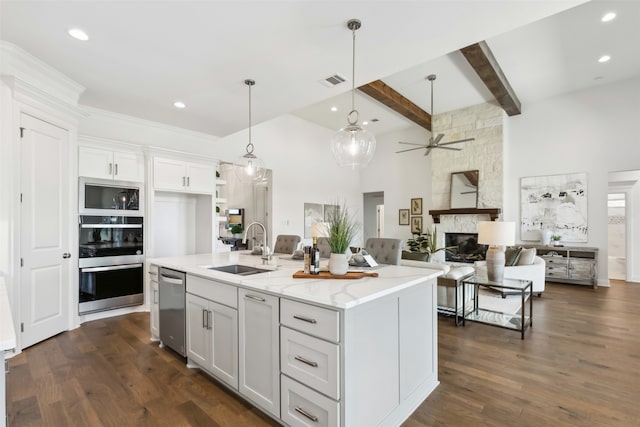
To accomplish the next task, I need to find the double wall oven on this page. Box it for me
[78,178,145,315]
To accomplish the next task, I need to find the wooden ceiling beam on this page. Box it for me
[460,41,521,116]
[358,80,432,131]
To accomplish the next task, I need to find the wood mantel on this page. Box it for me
[429,208,501,223]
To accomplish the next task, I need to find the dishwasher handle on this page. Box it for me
[159,275,184,285]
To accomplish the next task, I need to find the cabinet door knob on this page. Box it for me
[62,252,71,259]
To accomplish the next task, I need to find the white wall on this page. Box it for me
[504,76,640,284]
[210,114,364,247]
[360,125,433,244]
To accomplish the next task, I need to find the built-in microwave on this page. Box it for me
[79,177,144,216]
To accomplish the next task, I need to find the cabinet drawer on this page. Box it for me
[546,266,569,279]
[543,257,567,266]
[281,327,340,400]
[281,375,340,427]
[281,299,339,342]
[186,274,237,308]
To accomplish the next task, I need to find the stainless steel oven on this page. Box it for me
[79,215,144,315]
[79,177,143,216]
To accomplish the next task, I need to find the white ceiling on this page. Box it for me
[1,1,638,138]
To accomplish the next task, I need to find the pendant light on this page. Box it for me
[330,19,376,169]
[234,79,266,184]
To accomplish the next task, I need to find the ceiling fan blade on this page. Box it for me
[435,146,462,151]
[423,147,433,156]
[438,137,476,146]
[396,146,428,154]
[397,141,428,147]
[433,133,444,145]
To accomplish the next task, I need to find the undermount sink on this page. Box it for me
[208,264,271,276]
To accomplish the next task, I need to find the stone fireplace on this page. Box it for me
[444,232,487,263]
[426,102,505,262]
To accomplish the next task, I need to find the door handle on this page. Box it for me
[62,252,71,259]
[115,163,118,175]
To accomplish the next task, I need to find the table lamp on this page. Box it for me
[478,221,515,282]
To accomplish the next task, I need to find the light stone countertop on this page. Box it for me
[0,276,17,352]
[148,251,443,310]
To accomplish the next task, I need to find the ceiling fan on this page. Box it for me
[396,74,475,156]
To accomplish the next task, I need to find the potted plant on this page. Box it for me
[404,226,450,261]
[325,201,360,275]
[551,234,562,246]
[230,224,244,238]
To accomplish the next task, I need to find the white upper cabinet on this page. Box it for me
[153,157,214,194]
[79,146,144,182]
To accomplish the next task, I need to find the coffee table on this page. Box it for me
[462,275,532,339]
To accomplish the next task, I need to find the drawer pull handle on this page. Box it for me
[295,406,318,423]
[245,294,266,302]
[293,314,317,324]
[294,355,318,367]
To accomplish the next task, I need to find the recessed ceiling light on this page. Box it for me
[330,106,338,112]
[173,101,186,109]
[601,12,616,22]
[68,28,89,41]
[362,121,369,126]
[598,55,611,63]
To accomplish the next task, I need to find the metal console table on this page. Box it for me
[462,275,533,339]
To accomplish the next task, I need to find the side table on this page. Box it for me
[462,275,533,339]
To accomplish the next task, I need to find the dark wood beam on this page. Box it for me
[358,80,431,131]
[460,41,522,116]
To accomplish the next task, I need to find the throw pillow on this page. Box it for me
[517,247,537,265]
[504,246,523,266]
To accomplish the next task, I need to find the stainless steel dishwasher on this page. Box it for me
[159,267,186,357]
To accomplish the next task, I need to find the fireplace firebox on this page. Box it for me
[444,232,488,263]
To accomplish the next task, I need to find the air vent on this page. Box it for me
[321,73,347,88]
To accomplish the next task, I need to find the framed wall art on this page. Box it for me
[399,209,410,225]
[520,172,588,242]
[411,216,423,234]
[303,203,324,238]
[410,198,423,215]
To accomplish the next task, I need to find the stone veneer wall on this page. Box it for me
[428,102,504,259]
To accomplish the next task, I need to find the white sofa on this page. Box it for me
[401,259,474,325]
[474,255,546,296]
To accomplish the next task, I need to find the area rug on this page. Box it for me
[470,289,530,327]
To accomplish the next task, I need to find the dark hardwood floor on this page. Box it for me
[7,280,640,426]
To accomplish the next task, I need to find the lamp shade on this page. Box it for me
[330,124,376,168]
[478,221,515,246]
[234,153,266,184]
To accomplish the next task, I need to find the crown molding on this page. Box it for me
[0,41,85,105]
[80,105,219,143]
[2,76,88,122]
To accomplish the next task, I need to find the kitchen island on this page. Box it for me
[148,252,442,427]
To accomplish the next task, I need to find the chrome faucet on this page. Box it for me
[242,221,271,262]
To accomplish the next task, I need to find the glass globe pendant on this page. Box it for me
[330,19,376,169]
[234,79,266,184]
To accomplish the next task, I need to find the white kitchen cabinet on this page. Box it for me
[238,288,280,418]
[153,157,214,194]
[149,265,160,341]
[185,275,239,389]
[79,145,144,182]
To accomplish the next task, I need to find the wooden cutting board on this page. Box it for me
[292,270,379,279]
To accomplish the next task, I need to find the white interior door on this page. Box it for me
[20,113,70,348]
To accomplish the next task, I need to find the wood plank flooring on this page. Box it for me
[7,280,640,426]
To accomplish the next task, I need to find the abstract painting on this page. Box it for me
[520,173,588,242]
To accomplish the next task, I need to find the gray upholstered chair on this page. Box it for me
[364,238,404,265]
[272,235,301,255]
[316,237,332,259]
